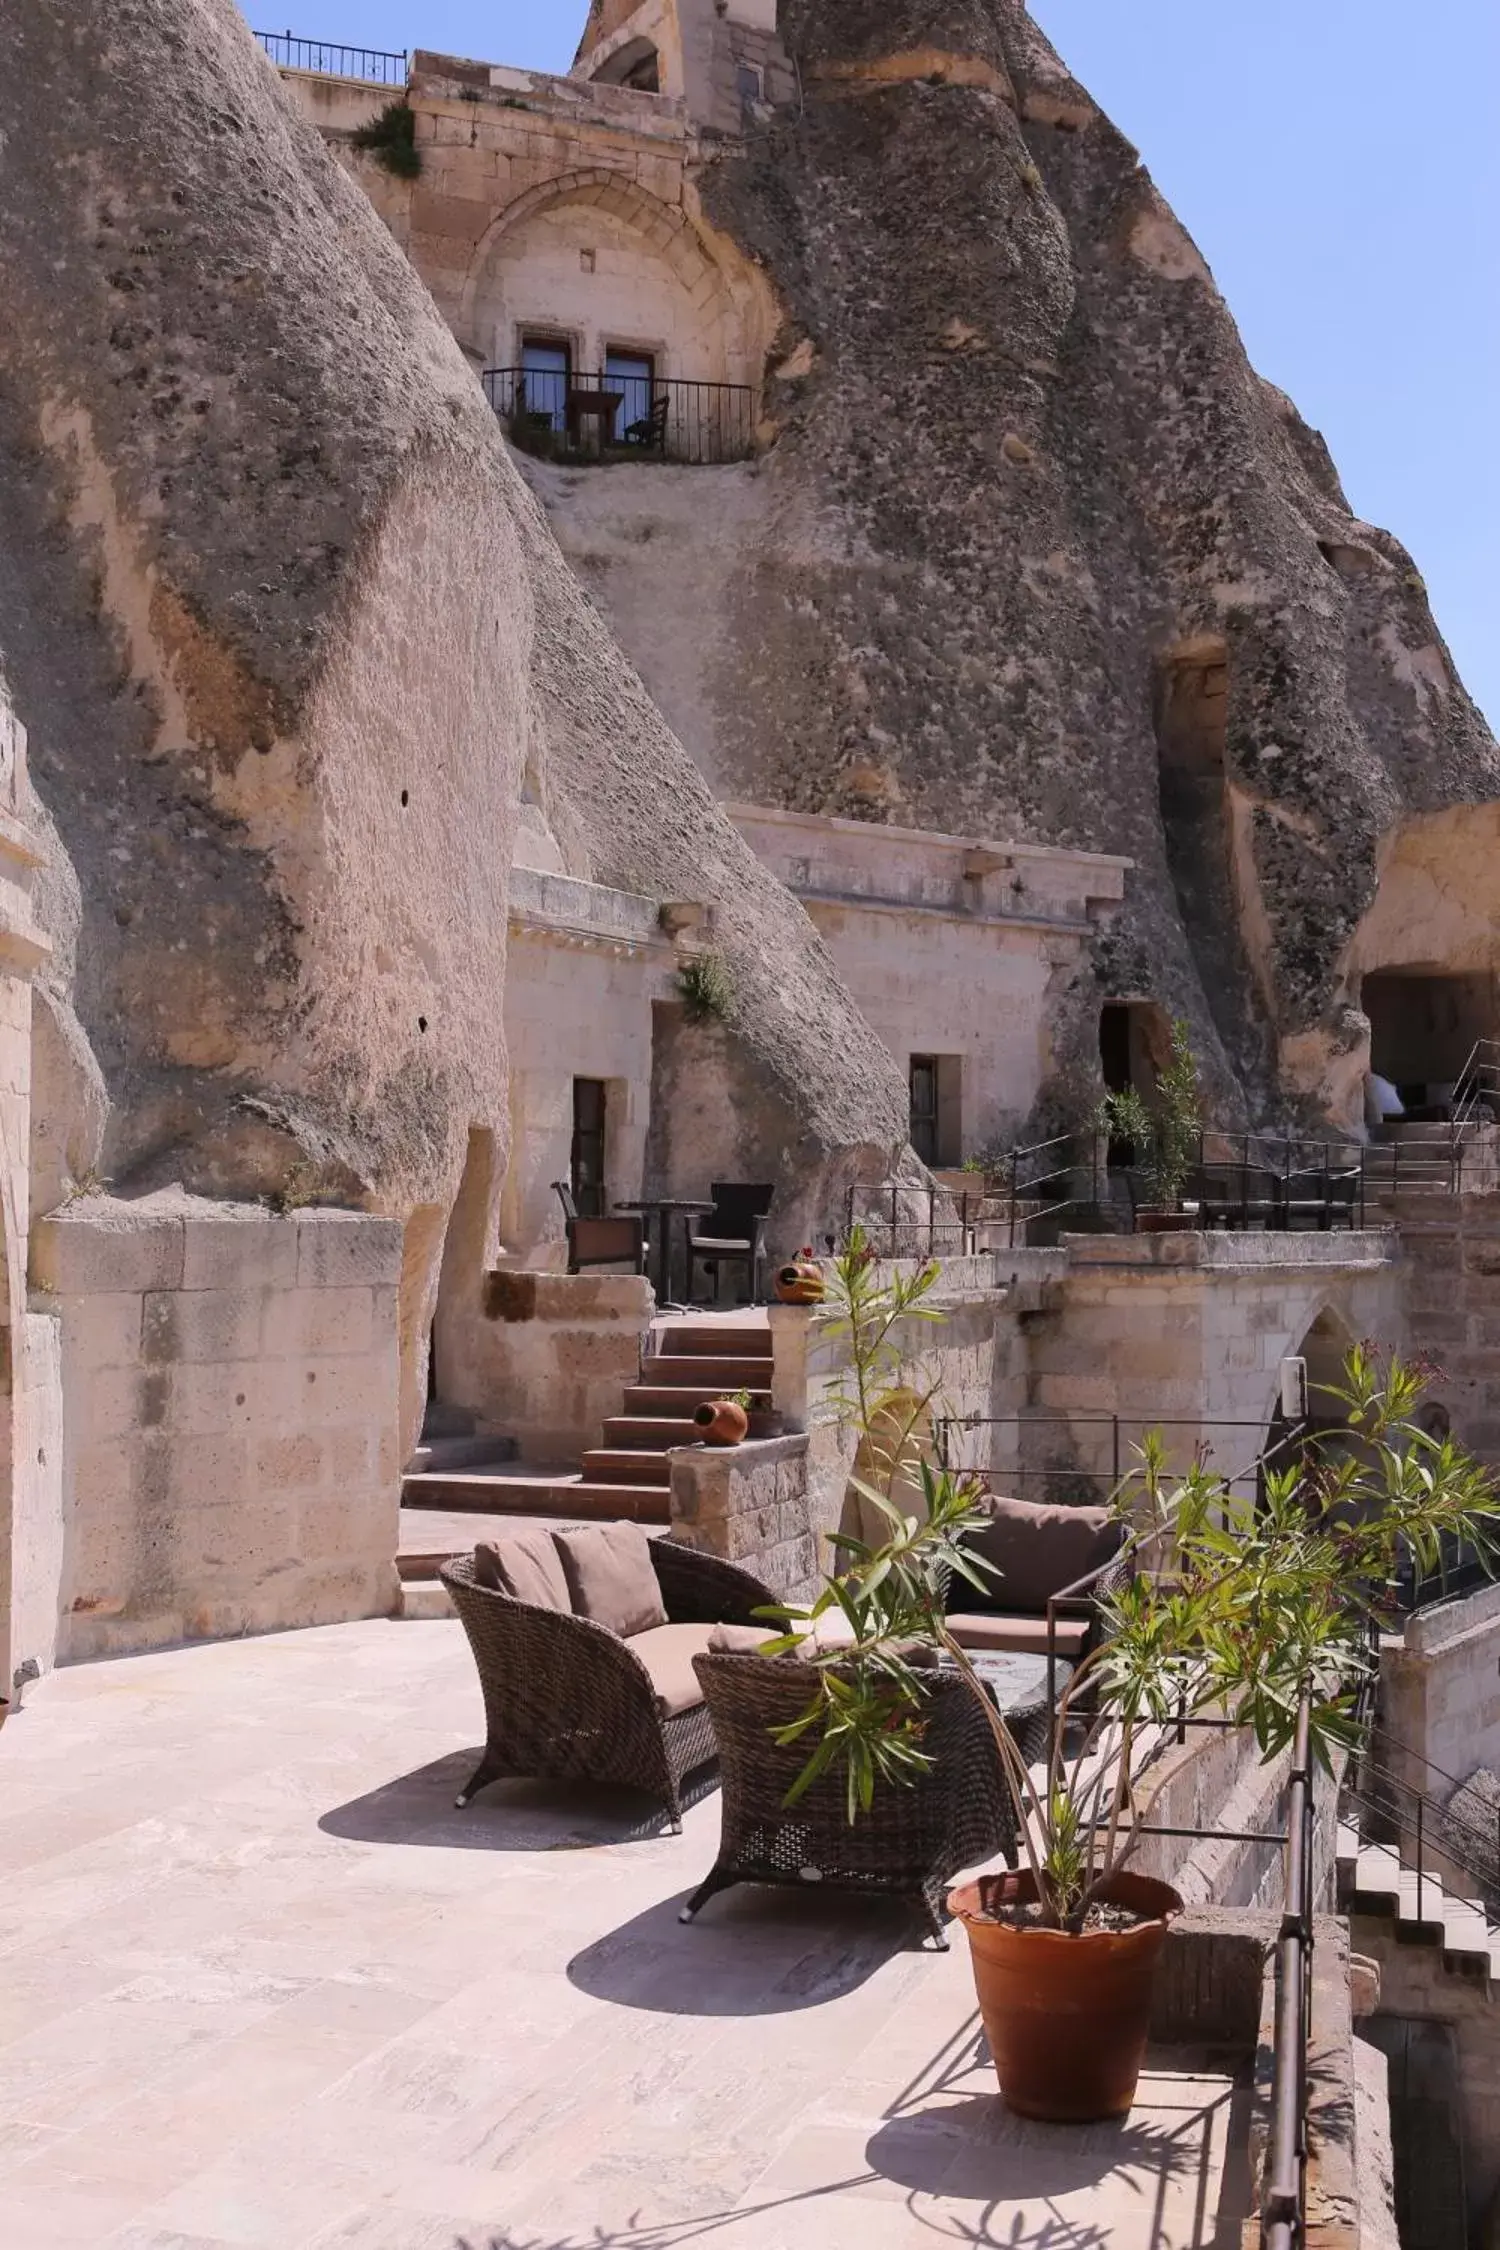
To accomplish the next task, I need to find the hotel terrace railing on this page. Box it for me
[255,29,409,84]
[483,368,756,467]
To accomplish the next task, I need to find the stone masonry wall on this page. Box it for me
[452,1270,654,1466]
[668,1432,815,1603]
[1387,1192,1500,1470]
[32,1195,402,1662]
[1380,1578,1500,1796]
[1350,1910,1500,2234]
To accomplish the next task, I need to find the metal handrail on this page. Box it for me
[255,29,408,83]
[1263,1697,1315,2250]
[482,367,756,466]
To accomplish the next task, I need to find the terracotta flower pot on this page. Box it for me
[774,1249,826,1305]
[1135,1210,1195,1235]
[693,1397,749,1447]
[947,1868,1182,2121]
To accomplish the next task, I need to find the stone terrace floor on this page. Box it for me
[0,1619,1251,2249]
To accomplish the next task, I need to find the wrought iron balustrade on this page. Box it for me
[255,29,408,84]
[483,368,755,466]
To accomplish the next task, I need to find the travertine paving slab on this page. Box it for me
[0,1619,1246,2248]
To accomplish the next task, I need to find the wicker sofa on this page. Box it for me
[440,1525,776,1832]
[682,1648,1016,1945]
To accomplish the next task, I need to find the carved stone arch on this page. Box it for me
[459,171,734,356]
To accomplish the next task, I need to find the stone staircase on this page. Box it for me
[1338,1820,1500,1981]
[1361,1119,1488,1200]
[400,1312,774,1527]
[571,1316,774,1522]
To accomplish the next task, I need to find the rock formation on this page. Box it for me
[550,0,1500,1127]
[0,0,908,1314]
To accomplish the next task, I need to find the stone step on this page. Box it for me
[398,1577,455,1620]
[566,1482,672,1524]
[404,1435,518,1476]
[638,1354,773,1389]
[655,1324,770,1357]
[602,1415,700,1448]
[623,1381,752,1416]
[578,1448,673,1486]
[402,1469,580,1513]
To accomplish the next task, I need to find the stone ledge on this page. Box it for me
[1062,1228,1398,1273]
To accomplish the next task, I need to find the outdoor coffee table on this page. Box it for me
[939,1647,1074,1765]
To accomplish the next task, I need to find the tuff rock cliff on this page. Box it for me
[0,0,908,1255]
[556,0,1500,1128]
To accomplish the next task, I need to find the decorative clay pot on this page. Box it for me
[947,1868,1182,2121]
[1135,1210,1195,1235]
[773,1249,826,1305]
[693,1398,749,1447]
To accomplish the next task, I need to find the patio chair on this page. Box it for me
[552,1180,646,1275]
[681,1651,1016,1945]
[440,1526,777,1832]
[941,1493,1131,1676]
[685,1182,774,1305]
[623,393,669,454]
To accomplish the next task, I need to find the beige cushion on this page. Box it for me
[945,1611,1090,1658]
[706,1621,783,1656]
[628,1621,717,1716]
[473,1533,571,1613]
[552,1522,667,1638]
[967,1494,1123,1614]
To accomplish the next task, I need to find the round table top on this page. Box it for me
[939,1646,1073,1714]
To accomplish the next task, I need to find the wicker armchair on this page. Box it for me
[680,1652,1017,1945]
[439,1539,777,1832]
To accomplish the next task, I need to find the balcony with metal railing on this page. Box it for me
[255,28,409,85]
[483,366,755,467]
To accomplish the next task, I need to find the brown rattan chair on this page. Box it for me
[439,1540,777,1832]
[680,1652,1018,1945]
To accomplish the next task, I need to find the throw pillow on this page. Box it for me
[968,1494,1123,1615]
[473,1531,573,1613]
[552,1522,667,1638]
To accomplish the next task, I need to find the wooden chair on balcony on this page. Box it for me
[623,393,669,455]
[552,1181,646,1276]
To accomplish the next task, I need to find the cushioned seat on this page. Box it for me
[943,1612,1091,1659]
[630,1620,769,1715]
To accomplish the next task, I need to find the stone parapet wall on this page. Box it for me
[32,1196,402,1662]
[1387,1192,1500,1466]
[668,1432,815,1602]
[450,1269,653,1464]
[1380,1578,1500,1795]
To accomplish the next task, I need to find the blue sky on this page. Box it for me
[246,1,1499,727]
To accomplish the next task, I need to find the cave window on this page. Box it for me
[519,334,571,432]
[909,1055,961,1167]
[592,38,660,92]
[1362,969,1497,1117]
[571,1078,608,1219]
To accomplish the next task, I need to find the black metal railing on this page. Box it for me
[482,368,755,466]
[255,29,408,83]
[840,1183,983,1259]
[935,1411,1282,1513]
[1005,1128,1104,1245]
[1263,1697,1315,2250]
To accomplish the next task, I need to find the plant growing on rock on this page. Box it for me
[676,949,734,1024]
[351,101,421,180]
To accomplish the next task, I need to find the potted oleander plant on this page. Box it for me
[767,1238,1500,2120]
[1095,1017,1203,1232]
